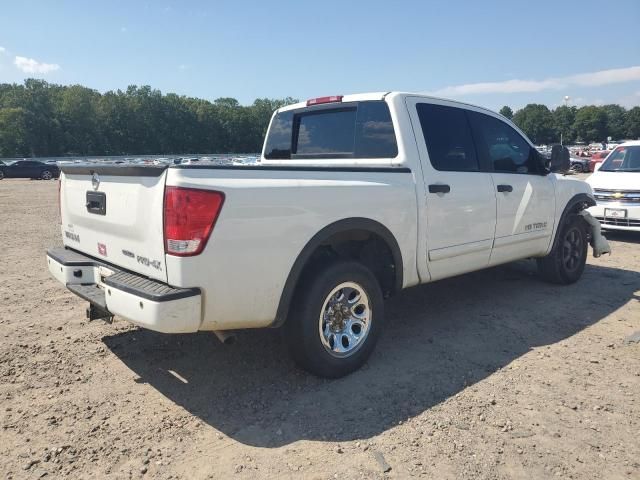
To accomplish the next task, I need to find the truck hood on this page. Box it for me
[586,171,640,190]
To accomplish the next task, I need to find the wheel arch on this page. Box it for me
[549,193,596,252]
[272,217,404,328]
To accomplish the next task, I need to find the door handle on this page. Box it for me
[428,184,451,194]
[497,184,513,193]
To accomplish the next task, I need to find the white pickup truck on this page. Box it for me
[47,92,610,378]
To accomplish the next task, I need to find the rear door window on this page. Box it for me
[416,103,479,172]
[264,101,397,159]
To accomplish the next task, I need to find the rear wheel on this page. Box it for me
[537,215,588,284]
[570,163,583,173]
[41,170,53,180]
[284,260,384,378]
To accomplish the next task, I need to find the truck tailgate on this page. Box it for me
[60,165,168,282]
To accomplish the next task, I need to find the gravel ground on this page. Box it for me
[1,178,639,480]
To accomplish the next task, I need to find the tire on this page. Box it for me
[41,170,53,180]
[536,215,588,284]
[0,170,4,180]
[570,164,583,173]
[284,260,384,378]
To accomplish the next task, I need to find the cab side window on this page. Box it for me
[469,111,538,174]
[416,103,479,172]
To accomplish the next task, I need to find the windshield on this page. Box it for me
[599,146,640,172]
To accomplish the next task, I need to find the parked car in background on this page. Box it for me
[589,150,611,172]
[0,160,60,180]
[570,156,590,173]
[587,141,640,231]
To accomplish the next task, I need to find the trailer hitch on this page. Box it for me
[86,303,114,323]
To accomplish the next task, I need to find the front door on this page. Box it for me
[467,111,555,265]
[406,98,497,280]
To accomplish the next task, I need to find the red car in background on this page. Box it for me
[589,150,611,172]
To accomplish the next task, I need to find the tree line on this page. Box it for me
[499,103,640,145]
[1,79,639,158]
[0,79,297,157]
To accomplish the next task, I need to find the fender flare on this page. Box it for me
[271,217,403,328]
[549,193,596,253]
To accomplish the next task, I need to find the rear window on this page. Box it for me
[296,108,356,156]
[264,101,398,159]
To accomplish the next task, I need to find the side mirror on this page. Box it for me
[550,144,570,173]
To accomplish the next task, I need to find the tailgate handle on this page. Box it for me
[86,191,106,215]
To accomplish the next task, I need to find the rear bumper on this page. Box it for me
[46,247,202,333]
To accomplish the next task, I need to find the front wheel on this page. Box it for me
[536,215,588,284]
[284,260,384,378]
[41,170,53,180]
[0,170,4,180]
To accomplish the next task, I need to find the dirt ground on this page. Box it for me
[1,177,639,480]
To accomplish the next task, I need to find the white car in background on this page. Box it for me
[587,141,640,231]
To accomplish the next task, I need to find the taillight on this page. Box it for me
[163,187,225,256]
[306,95,343,106]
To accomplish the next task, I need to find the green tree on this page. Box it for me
[602,104,627,140]
[499,106,513,120]
[19,79,64,156]
[626,106,640,139]
[573,106,608,143]
[0,107,28,157]
[552,105,577,144]
[57,85,103,154]
[512,104,555,144]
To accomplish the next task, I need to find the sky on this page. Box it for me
[1,0,639,111]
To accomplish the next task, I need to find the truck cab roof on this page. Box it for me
[277,91,503,119]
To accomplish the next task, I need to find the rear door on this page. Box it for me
[468,111,555,265]
[60,165,169,281]
[406,98,497,280]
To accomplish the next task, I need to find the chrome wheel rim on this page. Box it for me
[562,227,583,271]
[319,282,371,358]
[42,170,52,180]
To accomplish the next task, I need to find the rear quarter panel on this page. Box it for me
[164,167,419,330]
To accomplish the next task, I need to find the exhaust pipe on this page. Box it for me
[213,330,236,345]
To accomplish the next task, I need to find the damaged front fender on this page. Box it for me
[578,210,612,258]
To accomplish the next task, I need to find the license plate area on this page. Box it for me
[86,191,106,215]
[604,208,627,218]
